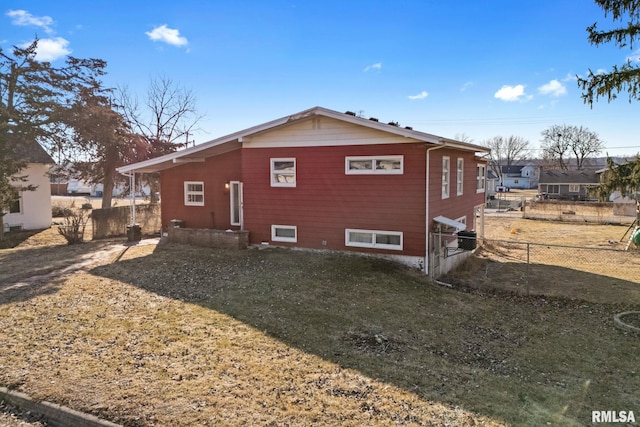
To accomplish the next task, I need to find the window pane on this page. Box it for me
[187,183,203,192]
[188,194,203,203]
[273,173,295,183]
[349,232,373,244]
[275,227,296,238]
[273,161,294,171]
[375,159,401,170]
[349,160,373,170]
[376,233,401,246]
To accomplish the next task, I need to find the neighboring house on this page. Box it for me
[538,168,600,200]
[499,164,538,189]
[117,106,489,275]
[3,140,55,231]
[486,169,498,197]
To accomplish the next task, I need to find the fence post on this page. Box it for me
[526,242,530,295]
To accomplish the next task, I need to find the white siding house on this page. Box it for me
[3,141,55,231]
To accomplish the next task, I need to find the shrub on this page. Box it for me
[57,208,90,244]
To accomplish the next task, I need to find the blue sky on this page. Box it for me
[2,1,640,157]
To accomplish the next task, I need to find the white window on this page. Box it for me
[456,158,464,196]
[345,156,404,174]
[271,225,297,242]
[442,156,450,199]
[476,164,486,193]
[184,181,204,206]
[569,184,580,192]
[345,229,403,251]
[271,158,296,187]
[230,181,242,226]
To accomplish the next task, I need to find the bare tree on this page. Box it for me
[541,124,603,170]
[117,76,203,203]
[481,135,530,185]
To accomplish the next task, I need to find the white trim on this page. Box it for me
[345,155,404,175]
[568,184,580,193]
[442,156,450,199]
[476,163,486,193]
[456,157,464,196]
[230,181,243,227]
[270,158,296,187]
[184,181,204,206]
[345,228,403,251]
[271,225,297,242]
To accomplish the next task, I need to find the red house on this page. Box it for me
[117,107,489,276]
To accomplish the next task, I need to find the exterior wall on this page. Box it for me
[4,163,52,231]
[524,200,635,224]
[159,149,242,231]
[241,143,427,257]
[428,149,487,230]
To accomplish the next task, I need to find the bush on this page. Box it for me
[57,208,90,244]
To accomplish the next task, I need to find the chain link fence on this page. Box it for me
[442,235,640,304]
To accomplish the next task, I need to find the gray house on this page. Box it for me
[538,169,600,200]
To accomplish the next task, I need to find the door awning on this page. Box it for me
[433,215,467,232]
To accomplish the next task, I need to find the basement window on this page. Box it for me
[271,225,297,242]
[345,229,403,250]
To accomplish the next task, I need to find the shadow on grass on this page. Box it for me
[0,229,48,249]
[0,240,124,306]
[89,244,640,427]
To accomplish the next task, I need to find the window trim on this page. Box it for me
[476,164,486,193]
[230,181,242,226]
[569,184,580,193]
[345,228,403,251]
[442,156,450,199]
[456,157,464,196]
[270,158,296,187]
[184,181,205,206]
[271,225,297,242]
[345,155,404,175]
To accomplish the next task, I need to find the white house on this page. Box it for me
[3,140,55,231]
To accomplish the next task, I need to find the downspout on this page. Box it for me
[425,142,447,276]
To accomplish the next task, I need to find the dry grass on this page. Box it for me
[1,224,639,426]
[443,216,640,303]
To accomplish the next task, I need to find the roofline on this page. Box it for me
[117,106,490,174]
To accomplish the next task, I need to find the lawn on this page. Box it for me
[1,224,639,426]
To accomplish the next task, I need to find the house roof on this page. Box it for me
[117,106,490,174]
[538,169,600,184]
[11,139,55,164]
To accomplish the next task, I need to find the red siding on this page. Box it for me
[428,149,486,229]
[242,143,427,256]
[159,149,242,231]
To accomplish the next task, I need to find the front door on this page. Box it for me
[230,181,243,229]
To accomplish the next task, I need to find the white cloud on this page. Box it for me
[408,90,429,100]
[6,9,53,33]
[538,79,567,97]
[20,37,71,61]
[494,84,529,102]
[364,62,382,72]
[146,25,188,47]
[460,81,474,92]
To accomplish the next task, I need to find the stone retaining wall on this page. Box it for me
[168,227,249,249]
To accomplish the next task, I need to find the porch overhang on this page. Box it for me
[433,216,467,233]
